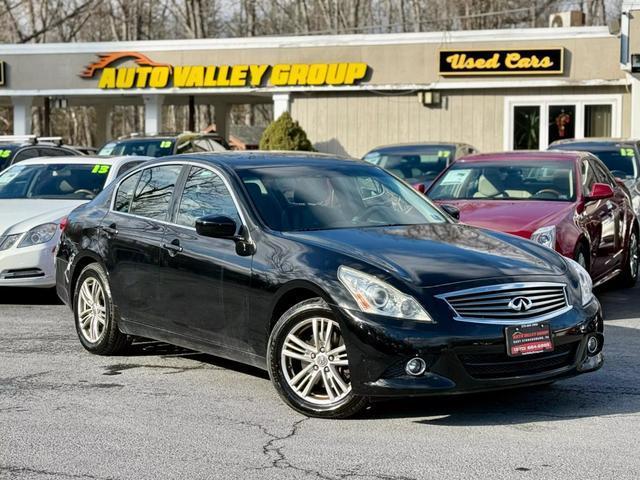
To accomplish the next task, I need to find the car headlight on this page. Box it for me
[0,234,21,251]
[337,265,434,322]
[531,225,556,249]
[565,257,594,306]
[17,223,58,248]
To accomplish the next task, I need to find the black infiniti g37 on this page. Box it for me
[56,152,604,418]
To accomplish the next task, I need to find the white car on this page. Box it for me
[0,156,150,288]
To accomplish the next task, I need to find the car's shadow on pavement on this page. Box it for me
[123,338,270,379]
[0,287,62,305]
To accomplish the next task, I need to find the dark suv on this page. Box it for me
[550,138,640,216]
[0,136,81,171]
[98,132,229,158]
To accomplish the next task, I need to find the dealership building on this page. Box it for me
[1,2,640,157]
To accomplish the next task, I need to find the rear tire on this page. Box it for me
[267,298,368,418]
[619,228,639,288]
[73,263,130,355]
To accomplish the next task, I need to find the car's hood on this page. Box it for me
[0,199,87,235]
[284,223,566,288]
[434,200,574,238]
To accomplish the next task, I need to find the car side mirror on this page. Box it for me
[441,204,461,220]
[196,215,237,239]
[587,183,614,201]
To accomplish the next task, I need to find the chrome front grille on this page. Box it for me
[437,282,571,324]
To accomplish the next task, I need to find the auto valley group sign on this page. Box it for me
[439,48,564,75]
[80,52,369,89]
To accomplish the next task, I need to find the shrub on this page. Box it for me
[259,112,315,151]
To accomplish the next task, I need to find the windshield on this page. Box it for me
[0,145,18,170]
[363,147,454,184]
[99,139,175,157]
[590,148,638,179]
[0,163,110,199]
[238,165,447,232]
[429,162,576,202]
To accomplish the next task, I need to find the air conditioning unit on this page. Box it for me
[549,11,585,28]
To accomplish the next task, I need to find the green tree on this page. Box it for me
[259,112,315,151]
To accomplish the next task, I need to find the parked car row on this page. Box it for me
[0,132,629,418]
[363,139,640,290]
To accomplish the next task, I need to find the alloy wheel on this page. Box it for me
[77,277,107,343]
[280,317,351,406]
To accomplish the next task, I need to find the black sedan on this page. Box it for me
[56,152,603,418]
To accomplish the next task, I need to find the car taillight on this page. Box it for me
[59,216,69,232]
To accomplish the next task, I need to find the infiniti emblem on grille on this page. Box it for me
[508,296,533,312]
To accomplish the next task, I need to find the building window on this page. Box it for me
[505,95,621,150]
[513,106,540,150]
[584,104,612,137]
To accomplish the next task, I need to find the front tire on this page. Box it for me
[619,228,639,288]
[73,263,130,355]
[267,298,368,418]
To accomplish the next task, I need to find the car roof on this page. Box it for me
[365,142,469,154]
[551,138,639,149]
[111,132,225,142]
[456,151,581,163]
[11,155,151,167]
[551,137,640,145]
[145,151,359,171]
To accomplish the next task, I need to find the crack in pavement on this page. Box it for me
[0,465,118,480]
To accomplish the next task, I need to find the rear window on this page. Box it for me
[429,162,576,202]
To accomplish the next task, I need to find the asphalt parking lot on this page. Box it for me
[1,283,639,480]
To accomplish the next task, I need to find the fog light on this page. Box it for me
[405,357,427,376]
[587,336,599,355]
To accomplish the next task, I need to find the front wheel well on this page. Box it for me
[269,288,323,333]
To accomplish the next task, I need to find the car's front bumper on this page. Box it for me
[335,297,603,398]
[0,237,58,288]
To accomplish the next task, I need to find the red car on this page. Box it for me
[427,151,639,288]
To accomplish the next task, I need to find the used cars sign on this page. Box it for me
[439,48,564,75]
[80,51,369,89]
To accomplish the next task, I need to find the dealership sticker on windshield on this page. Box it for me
[505,322,553,357]
[439,169,471,185]
[91,164,111,174]
[620,148,635,156]
[0,149,11,158]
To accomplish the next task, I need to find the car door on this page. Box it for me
[159,165,253,352]
[580,158,618,278]
[100,164,184,327]
[593,158,627,264]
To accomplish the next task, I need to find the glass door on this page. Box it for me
[506,95,620,150]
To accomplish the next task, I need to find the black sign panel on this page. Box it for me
[0,62,4,86]
[439,48,564,76]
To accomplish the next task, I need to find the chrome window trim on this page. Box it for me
[436,281,572,325]
[108,159,253,242]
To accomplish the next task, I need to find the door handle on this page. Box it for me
[162,239,183,256]
[101,223,118,235]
